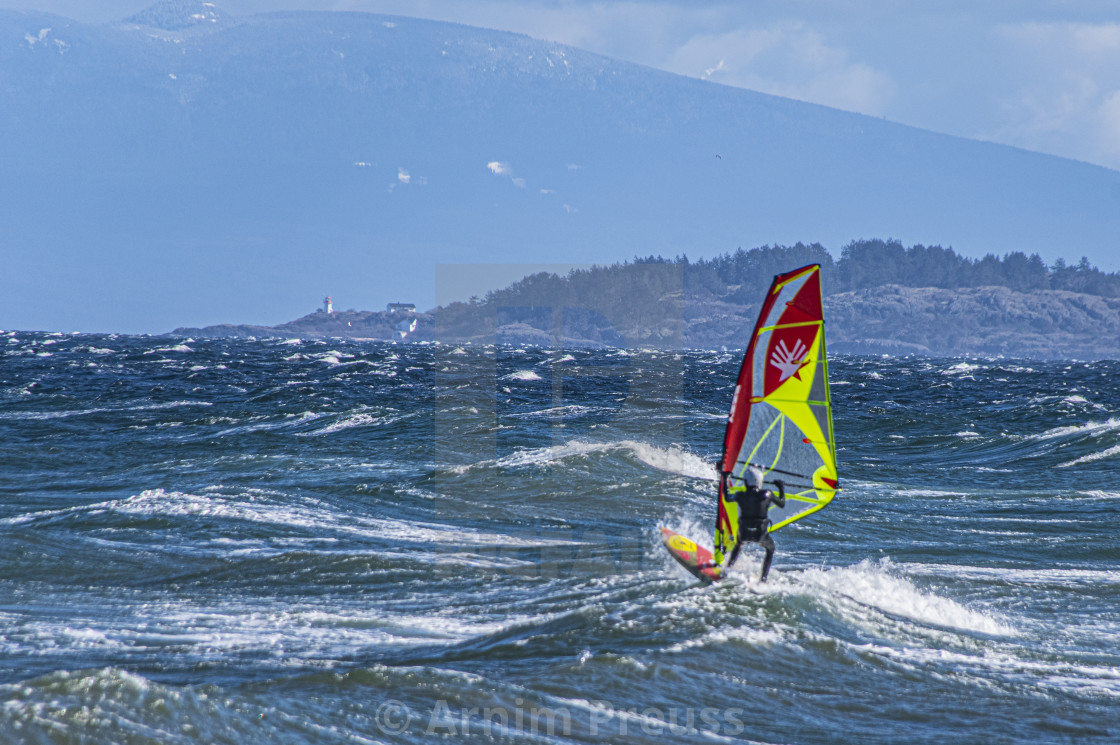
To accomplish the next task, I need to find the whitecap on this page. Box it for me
[4,489,575,551]
[454,439,716,481]
[1029,418,1120,441]
[299,412,394,435]
[1081,490,1120,499]
[795,558,1016,636]
[942,362,981,376]
[622,441,717,481]
[1058,444,1120,468]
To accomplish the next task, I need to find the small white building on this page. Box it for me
[387,302,415,313]
[324,296,333,314]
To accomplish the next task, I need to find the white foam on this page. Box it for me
[942,362,981,375]
[454,440,716,481]
[625,441,717,481]
[894,488,970,498]
[506,369,543,381]
[666,623,785,653]
[4,489,576,550]
[900,562,1120,587]
[1058,444,1120,467]
[504,404,601,420]
[1028,418,1120,441]
[300,411,411,436]
[0,600,542,678]
[1081,490,1120,499]
[316,350,354,364]
[310,412,383,434]
[854,641,1120,698]
[794,559,1016,637]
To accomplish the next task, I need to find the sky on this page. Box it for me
[6,0,1120,173]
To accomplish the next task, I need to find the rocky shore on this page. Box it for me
[825,285,1120,359]
[171,285,1120,360]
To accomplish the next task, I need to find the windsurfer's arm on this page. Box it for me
[771,480,786,508]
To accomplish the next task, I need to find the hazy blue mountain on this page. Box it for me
[2,2,1118,332]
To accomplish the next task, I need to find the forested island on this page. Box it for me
[172,240,1120,359]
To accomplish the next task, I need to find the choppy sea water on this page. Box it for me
[1,330,1118,744]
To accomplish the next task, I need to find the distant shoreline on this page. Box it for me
[166,283,1120,361]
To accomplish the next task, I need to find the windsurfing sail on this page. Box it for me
[712,264,839,565]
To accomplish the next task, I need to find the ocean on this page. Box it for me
[1,330,1118,744]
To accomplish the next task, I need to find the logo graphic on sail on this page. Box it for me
[770,338,809,382]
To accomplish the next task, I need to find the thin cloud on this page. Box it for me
[702,59,725,79]
[666,22,895,116]
[486,160,526,187]
[388,166,425,190]
[994,21,1120,169]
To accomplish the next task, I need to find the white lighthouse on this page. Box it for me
[324,296,333,314]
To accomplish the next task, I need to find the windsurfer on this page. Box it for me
[708,466,786,581]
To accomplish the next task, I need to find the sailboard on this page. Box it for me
[661,264,839,582]
[661,527,723,582]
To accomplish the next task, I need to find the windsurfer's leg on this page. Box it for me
[758,534,776,582]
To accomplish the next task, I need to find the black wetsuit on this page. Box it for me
[725,478,786,581]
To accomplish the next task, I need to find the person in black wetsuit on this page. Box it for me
[724,466,786,582]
